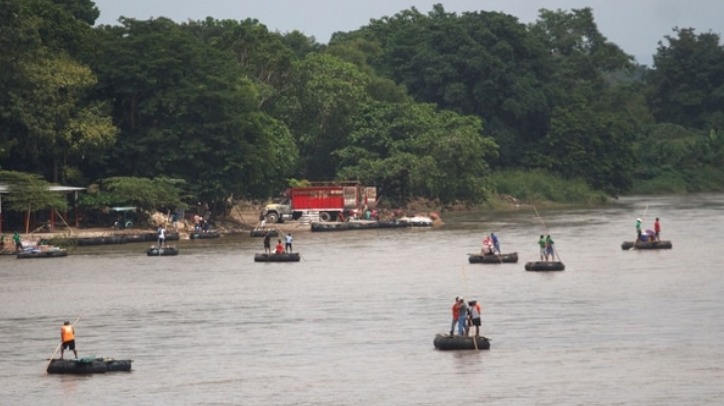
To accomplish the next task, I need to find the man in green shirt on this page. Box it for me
[13,231,22,252]
[538,235,546,260]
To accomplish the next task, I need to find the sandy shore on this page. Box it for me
[3,204,442,243]
[2,207,309,243]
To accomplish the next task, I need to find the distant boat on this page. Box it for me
[468,252,518,264]
[398,216,434,227]
[147,246,179,256]
[310,219,424,232]
[433,333,490,350]
[250,228,278,237]
[46,356,132,374]
[621,240,672,250]
[254,252,301,262]
[16,247,68,259]
[190,231,221,239]
[524,261,565,271]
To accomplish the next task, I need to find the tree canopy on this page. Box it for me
[1,1,723,218]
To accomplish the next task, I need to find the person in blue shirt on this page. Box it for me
[490,233,500,255]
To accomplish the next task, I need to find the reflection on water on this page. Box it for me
[1,194,723,405]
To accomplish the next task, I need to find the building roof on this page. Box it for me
[0,184,86,194]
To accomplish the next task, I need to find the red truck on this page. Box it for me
[262,182,377,223]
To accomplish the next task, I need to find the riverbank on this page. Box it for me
[1,201,446,246]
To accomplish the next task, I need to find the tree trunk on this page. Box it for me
[25,205,30,234]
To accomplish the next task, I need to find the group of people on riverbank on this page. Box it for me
[449,296,483,337]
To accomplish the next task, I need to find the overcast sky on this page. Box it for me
[92,0,722,66]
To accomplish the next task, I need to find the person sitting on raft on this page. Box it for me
[275,239,285,254]
[481,235,493,255]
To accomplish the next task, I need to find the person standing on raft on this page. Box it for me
[654,217,661,241]
[60,321,78,359]
[538,235,546,260]
[285,233,293,253]
[449,296,460,336]
[545,235,555,261]
[490,233,500,255]
[263,232,271,254]
[468,300,482,337]
[456,297,469,336]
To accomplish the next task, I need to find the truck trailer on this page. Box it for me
[262,183,377,223]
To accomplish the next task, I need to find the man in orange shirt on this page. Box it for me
[60,321,78,359]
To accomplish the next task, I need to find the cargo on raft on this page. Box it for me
[468,252,518,264]
[621,240,672,250]
[254,252,301,262]
[46,356,132,374]
[433,334,491,350]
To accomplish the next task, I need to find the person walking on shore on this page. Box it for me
[13,231,22,252]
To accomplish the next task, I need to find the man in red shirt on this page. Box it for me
[654,218,661,241]
[450,297,460,336]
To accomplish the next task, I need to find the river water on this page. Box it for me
[1,194,723,405]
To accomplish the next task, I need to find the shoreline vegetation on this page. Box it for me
[3,167,712,245]
[3,4,723,245]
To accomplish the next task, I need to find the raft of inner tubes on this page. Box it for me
[147,246,179,256]
[16,248,68,259]
[433,334,491,350]
[468,252,518,264]
[74,232,180,246]
[254,252,301,262]
[621,240,673,250]
[46,357,132,374]
[311,220,410,232]
[524,261,565,271]
[189,231,221,239]
[250,228,279,237]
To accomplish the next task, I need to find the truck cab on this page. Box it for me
[262,197,292,223]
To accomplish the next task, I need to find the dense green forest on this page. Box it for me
[1,0,723,213]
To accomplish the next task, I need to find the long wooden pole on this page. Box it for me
[45,314,82,373]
